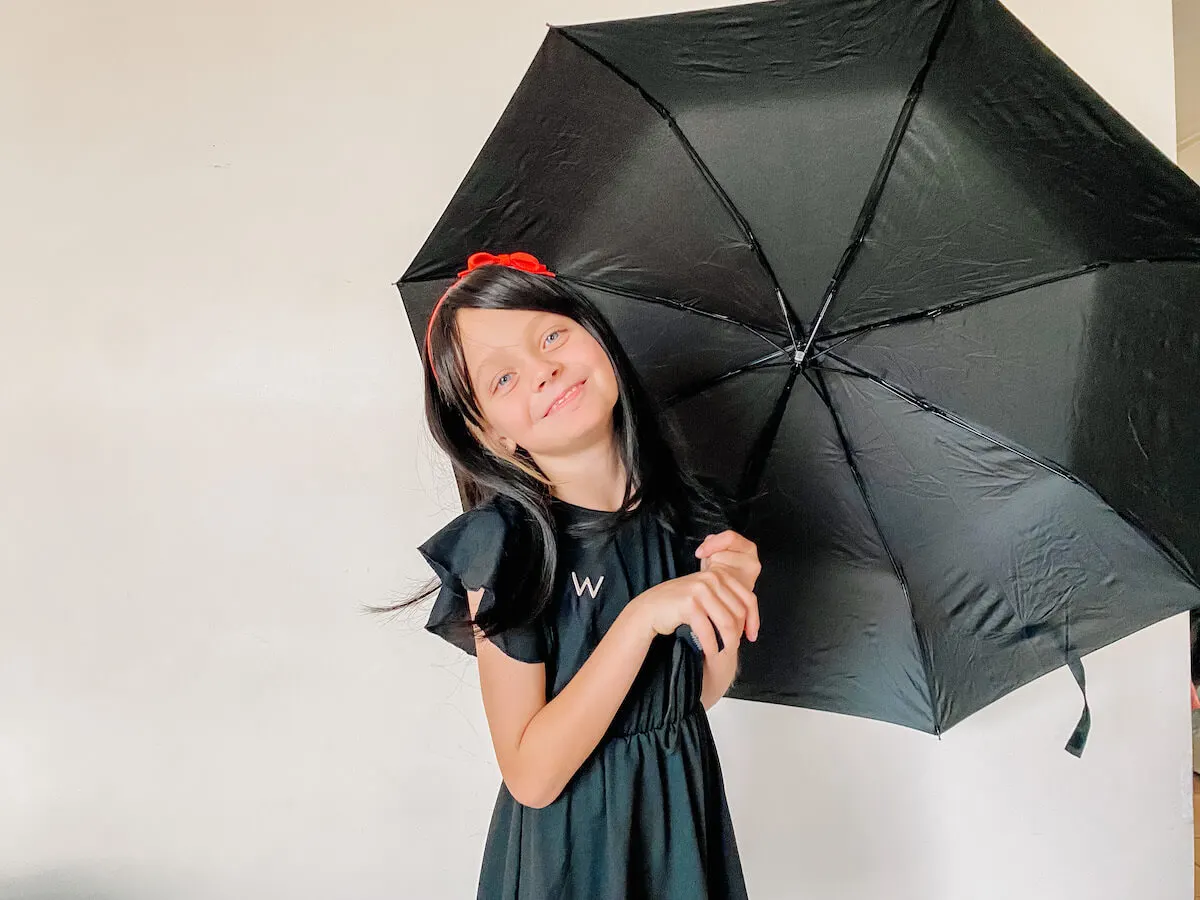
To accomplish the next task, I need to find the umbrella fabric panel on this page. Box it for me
[821,368,1200,730]
[830,0,1200,334]
[566,282,787,403]
[833,259,1200,580]
[401,31,781,333]
[672,368,938,732]
[398,278,452,347]
[667,367,795,506]
[561,0,946,323]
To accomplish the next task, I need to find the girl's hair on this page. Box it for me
[368,263,732,643]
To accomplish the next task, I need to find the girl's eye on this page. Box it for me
[492,329,564,392]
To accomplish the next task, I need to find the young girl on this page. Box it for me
[392,251,761,899]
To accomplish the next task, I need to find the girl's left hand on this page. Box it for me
[695,530,761,642]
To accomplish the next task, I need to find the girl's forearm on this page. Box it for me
[701,644,739,710]
[510,604,655,808]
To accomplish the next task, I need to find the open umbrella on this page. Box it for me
[397,0,1200,753]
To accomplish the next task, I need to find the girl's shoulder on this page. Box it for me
[420,493,517,544]
[417,494,545,663]
[418,494,528,597]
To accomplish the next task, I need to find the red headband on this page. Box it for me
[424,251,556,388]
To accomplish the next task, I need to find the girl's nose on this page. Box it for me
[533,359,562,390]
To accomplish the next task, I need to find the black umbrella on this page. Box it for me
[397,0,1200,753]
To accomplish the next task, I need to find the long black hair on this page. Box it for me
[367,263,731,642]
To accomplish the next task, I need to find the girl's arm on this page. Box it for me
[468,586,657,810]
[701,642,740,710]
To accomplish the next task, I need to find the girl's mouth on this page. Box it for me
[545,380,586,417]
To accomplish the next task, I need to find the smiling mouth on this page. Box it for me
[545,381,586,417]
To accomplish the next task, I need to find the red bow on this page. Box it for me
[457,251,556,279]
[425,251,557,388]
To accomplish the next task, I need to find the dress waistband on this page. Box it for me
[609,706,706,745]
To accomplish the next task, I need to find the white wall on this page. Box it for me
[0,2,1191,898]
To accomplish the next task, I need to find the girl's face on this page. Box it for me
[454,307,619,459]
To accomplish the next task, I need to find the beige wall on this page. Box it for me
[1176,0,1200,181]
[1182,143,1200,181]
[1,2,1191,898]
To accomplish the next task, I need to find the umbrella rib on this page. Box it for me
[822,351,1083,481]
[818,262,1107,342]
[661,345,793,408]
[556,274,791,352]
[820,351,1200,586]
[805,368,941,735]
[797,0,961,364]
[820,259,1200,348]
[735,366,802,506]
[553,28,803,347]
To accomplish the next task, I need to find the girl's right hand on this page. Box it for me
[626,568,757,659]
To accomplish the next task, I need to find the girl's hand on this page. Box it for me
[695,530,761,642]
[626,567,757,659]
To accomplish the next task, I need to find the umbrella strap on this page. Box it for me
[1064,654,1091,758]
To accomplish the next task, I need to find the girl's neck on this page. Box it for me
[552,483,629,513]
[537,442,629,513]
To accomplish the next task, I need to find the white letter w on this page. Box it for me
[570,571,604,599]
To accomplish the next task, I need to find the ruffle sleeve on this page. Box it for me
[417,498,547,664]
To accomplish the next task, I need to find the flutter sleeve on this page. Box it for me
[417,499,546,664]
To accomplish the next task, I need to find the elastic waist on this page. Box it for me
[609,706,705,742]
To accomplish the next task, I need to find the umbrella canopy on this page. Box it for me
[398,0,1200,751]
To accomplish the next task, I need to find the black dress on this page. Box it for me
[418,494,749,900]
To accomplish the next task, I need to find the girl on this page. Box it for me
[387,251,761,899]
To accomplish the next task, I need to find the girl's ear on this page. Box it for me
[467,418,515,459]
[481,425,517,457]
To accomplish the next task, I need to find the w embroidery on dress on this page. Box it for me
[570,571,604,599]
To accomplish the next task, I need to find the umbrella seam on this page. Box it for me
[555,274,790,350]
[735,367,802,507]
[820,261,1109,342]
[661,347,799,408]
[808,367,942,735]
[818,257,1200,342]
[799,0,961,364]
